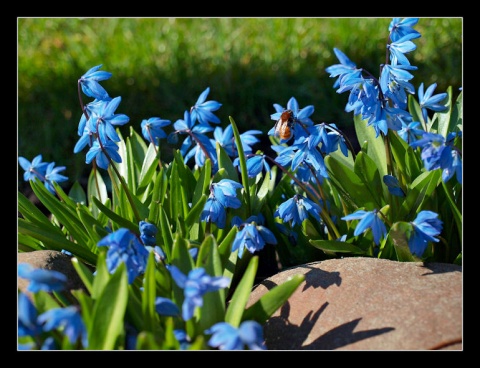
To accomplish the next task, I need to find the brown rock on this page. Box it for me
[247,257,462,350]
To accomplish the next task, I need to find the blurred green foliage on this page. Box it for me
[18,17,462,193]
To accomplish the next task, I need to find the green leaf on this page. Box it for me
[185,194,207,229]
[30,179,91,248]
[135,331,164,350]
[430,86,452,137]
[18,191,52,226]
[225,256,258,327]
[138,143,159,191]
[216,142,238,181]
[398,169,442,220]
[88,262,129,350]
[91,250,110,300]
[87,169,108,217]
[353,151,385,207]
[170,234,194,307]
[71,257,95,295]
[18,219,97,265]
[243,274,305,325]
[218,225,238,271]
[18,233,44,252]
[354,113,387,179]
[91,196,139,233]
[71,289,94,328]
[141,252,158,333]
[126,286,146,333]
[388,221,415,262]
[127,126,148,177]
[192,158,211,206]
[230,116,251,215]
[76,205,109,249]
[173,149,196,207]
[325,154,377,210]
[68,181,87,207]
[195,235,226,331]
[169,158,182,223]
[451,89,463,131]
[408,94,425,130]
[52,181,79,209]
[309,239,366,255]
[328,141,354,171]
[388,131,423,183]
[158,204,174,260]
[441,180,462,241]
[32,290,61,314]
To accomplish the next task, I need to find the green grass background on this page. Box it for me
[18,17,462,193]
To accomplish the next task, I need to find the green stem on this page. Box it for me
[229,117,251,216]
[108,161,142,223]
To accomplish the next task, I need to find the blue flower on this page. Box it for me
[38,306,88,347]
[213,125,236,157]
[342,209,387,246]
[85,139,122,170]
[388,18,420,42]
[239,130,263,154]
[408,210,443,257]
[146,245,166,263]
[168,266,230,321]
[139,221,158,246]
[190,87,222,126]
[442,148,462,184]
[97,228,150,284]
[18,154,49,182]
[216,125,263,158]
[174,110,216,168]
[324,123,349,157]
[325,48,360,89]
[244,154,272,178]
[383,175,405,197]
[78,64,112,101]
[74,120,96,154]
[379,63,417,110]
[43,162,68,194]
[200,179,243,228]
[274,194,322,228]
[173,329,192,350]
[387,33,419,66]
[18,263,67,293]
[410,132,451,171]
[87,96,130,143]
[200,196,228,229]
[211,179,243,209]
[418,83,448,123]
[18,292,43,337]
[290,134,328,179]
[231,215,277,258]
[155,297,180,317]
[141,117,171,145]
[397,119,424,144]
[205,321,266,350]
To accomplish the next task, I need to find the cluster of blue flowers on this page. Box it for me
[18,17,461,350]
[18,154,68,195]
[18,264,87,350]
[18,220,267,350]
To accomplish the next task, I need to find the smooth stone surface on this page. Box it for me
[247,257,462,350]
[18,250,87,298]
